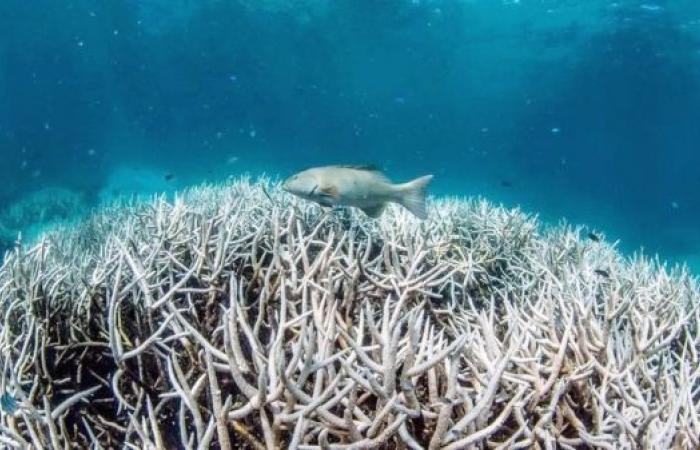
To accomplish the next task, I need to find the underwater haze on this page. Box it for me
[1,0,699,271]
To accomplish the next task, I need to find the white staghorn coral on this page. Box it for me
[0,177,698,449]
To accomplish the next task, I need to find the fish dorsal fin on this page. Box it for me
[331,164,391,183]
[333,164,383,173]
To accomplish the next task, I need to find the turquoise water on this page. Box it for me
[1,0,699,271]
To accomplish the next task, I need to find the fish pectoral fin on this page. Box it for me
[360,203,386,218]
[319,184,339,199]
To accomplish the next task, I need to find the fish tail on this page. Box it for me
[394,175,433,219]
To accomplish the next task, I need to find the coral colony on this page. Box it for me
[0,177,698,449]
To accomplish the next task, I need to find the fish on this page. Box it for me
[594,269,610,278]
[282,165,433,219]
[587,232,601,242]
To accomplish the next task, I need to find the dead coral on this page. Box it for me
[0,177,698,449]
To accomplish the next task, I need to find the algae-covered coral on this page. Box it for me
[0,177,698,449]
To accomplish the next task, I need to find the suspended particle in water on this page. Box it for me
[671,201,679,209]
[551,127,561,134]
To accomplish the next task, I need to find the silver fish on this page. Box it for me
[282,165,433,219]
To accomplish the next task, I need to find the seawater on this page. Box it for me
[1,0,699,272]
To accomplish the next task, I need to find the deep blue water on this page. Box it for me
[1,0,699,271]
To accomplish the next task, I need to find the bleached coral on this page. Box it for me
[0,177,697,449]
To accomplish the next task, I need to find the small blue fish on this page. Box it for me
[0,392,18,414]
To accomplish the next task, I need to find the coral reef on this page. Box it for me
[0,177,698,449]
[0,187,89,257]
[97,165,180,205]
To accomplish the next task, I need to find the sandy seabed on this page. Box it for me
[0,177,697,449]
